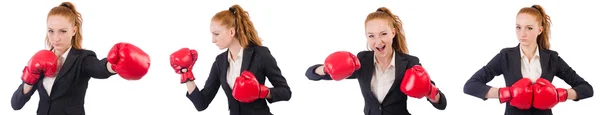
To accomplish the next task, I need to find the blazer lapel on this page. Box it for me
[50,48,80,100]
[240,47,254,72]
[360,51,378,104]
[509,45,523,84]
[220,50,232,91]
[538,49,551,80]
[382,52,407,105]
[55,48,80,80]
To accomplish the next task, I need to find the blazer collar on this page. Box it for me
[509,44,551,83]
[55,47,81,80]
[362,51,409,105]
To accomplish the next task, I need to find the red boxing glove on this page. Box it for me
[107,42,151,80]
[323,51,361,81]
[498,78,534,110]
[170,48,198,83]
[22,50,58,85]
[400,65,438,99]
[533,78,568,110]
[232,71,269,103]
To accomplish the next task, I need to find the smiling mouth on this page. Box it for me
[375,45,386,52]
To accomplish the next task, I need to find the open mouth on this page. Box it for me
[375,45,386,52]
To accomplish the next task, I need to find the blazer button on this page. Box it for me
[379,107,381,110]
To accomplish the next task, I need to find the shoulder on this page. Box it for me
[252,45,272,55]
[215,50,228,62]
[78,49,98,57]
[498,46,518,55]
[357,50,372,59]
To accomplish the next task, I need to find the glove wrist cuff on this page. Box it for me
[498,87,511,103]
[180,71,195,83]
[557,88,568,102]
[427,84,438,100]
[259,85,269,98]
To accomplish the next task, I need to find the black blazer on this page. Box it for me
[186,45,292,115]
[305,51,447,115]
[11,47,116,115]
[463,45,594,115]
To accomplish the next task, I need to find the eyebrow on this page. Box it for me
[367,30,388,34]
[47,27,68,30]
[516,24,534,26]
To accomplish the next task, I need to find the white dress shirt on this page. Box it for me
[520,46,542,83]
[371,52,396,103]
[43,47,71,96]
[227,48,244,89]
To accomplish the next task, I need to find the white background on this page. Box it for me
[1,0,598,115]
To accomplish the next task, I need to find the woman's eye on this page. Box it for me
[382,33,388,36]
[527,27,533,30]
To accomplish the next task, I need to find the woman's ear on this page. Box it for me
[72,26,78,36]
[537,26,543,35]
[229,27,236,38]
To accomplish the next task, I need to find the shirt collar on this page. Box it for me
[519,46,540,58]
[228,47,244,61]
[374,52,396,67]
[54,47,72,59]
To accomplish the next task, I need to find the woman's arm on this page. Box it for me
[186,61,221,111]
[83,51,116,79]
[463,52,505,100]
[555,56,594,101]
[263,52,291,102]
[428,81,447,110]
[11,82,37,110]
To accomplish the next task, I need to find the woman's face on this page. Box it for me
[516,13,542,47]
[365,19,395,59]
[210,21,235,50]
[47,15,75,51]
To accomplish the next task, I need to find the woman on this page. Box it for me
[169,4,291,115]
[11,2,151,115]
[305,7,447,115]
[463,4,594,115]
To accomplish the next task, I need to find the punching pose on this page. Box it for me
[11,2,151,115]
[305,7,447,115]
[170,4,291,115]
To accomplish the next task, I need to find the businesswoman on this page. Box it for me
[169,4,291,115]
[305,7,447,115]
[463,4,594,115]
[11,2,151,115]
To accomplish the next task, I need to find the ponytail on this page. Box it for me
[365,7,408,54]
[45,2,83,50]
[212,4,262,48]
[519,5,551,50]
[531,5,551,50]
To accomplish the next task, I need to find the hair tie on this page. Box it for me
[531,5,539,10]
[229,7,236,14]
[60,4,70,9]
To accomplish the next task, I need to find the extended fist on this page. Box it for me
[107,42,151,80]
[323,51,360,81]
[170,48,198,83]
